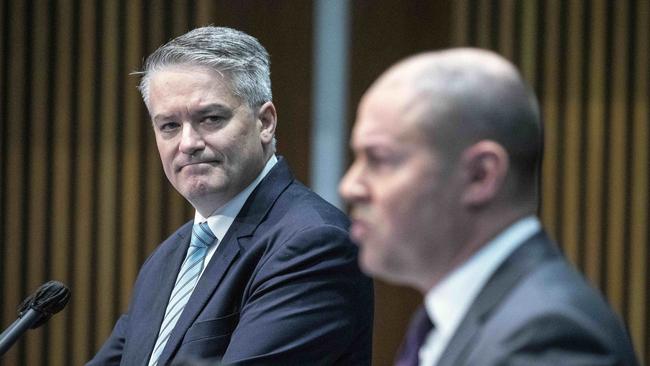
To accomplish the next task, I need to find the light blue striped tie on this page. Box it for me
[148,222,215,366]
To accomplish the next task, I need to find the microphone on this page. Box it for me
[0,281,71,356]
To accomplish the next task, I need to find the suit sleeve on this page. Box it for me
[491,313,638,366]
[85,314,127,365]
[220,224,373,365]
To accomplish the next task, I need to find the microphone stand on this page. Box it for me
[0,309,43,355]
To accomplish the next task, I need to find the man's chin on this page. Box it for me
[360,249,413,286]
[359,250,386,278]
[179,181,226,201]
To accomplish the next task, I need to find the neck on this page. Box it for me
[416,205,535,294]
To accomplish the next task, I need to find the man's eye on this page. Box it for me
[366,151,402,171]
[203,116,224,124]
[366,154,387,167]
[159,122,180,132]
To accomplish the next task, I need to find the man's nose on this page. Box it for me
[178,123,206,155]
[339,161,367,203]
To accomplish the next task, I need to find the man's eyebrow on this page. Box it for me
[364,144,395,155]
[152,104,233,122]
[152,113,175,123]
[195,104,232,114]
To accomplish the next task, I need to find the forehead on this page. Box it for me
[148,65,239,107]
[352,85,431,149]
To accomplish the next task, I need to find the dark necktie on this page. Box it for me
[395,306,435,366]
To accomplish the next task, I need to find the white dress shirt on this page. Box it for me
[193,155,278,278]
[419,216,541,366]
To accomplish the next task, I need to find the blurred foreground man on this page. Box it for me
[89,26,372,365]
[340,48,638,366]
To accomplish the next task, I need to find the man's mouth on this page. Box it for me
[349,218,369,243]
[178,160,219,171]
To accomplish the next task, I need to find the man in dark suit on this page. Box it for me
[88,26,372,365]
[339,48,638,365]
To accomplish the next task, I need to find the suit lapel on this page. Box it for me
[157,231,240,364]
[125,223,192,366]
[436,231,559,366]
[157,157,295,364]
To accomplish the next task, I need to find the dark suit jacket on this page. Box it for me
[88,158,373,365]
[432,231,639,366]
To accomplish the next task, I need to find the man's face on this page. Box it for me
[147,65,269,215]
[339,84,462,289]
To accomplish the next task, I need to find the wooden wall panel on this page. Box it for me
[519,1,538,88]
[96,0,119,351]
[606,0,628,316]
[3,1,27,365]
[541,0,561,244]
[629,0,649,352]
[72,1,97,362]
[119,0,145,317]
[0,1,313,364]
[49,2,75,364]
[451,0,649,362]
[561,0,584,265]
[585,0,607,293]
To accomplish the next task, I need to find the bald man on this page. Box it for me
[340,48,639,366]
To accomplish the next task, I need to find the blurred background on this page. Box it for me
[0,1,648,365]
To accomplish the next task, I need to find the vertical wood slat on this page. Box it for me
[0,4,5,332]
[0,0,6,362]
[540,0,560,237]
[71,1,97,364]
[629,1,649,357]
[172,0,190,36]
[497,0,515,61]
[96,0,120,351]
[195,0,214,26]
[0,4,4,312]
[452,0,469,46]
[120,0,144,317]
[518,0,537,88]
[0,0,4,124]
[49,1,74,364]
[560,0,583,265]
[2,1,27,364]
[585,0,607,293]
[606,0,629,315]
[25,1,50,364]
[476,0,491,48]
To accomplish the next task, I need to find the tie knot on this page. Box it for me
[191,222,216,248]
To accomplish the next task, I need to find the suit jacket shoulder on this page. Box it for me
[438,231,639,366]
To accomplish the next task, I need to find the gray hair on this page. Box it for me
[136,26,272,108]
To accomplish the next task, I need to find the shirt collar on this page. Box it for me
[424,216,541,338]
[194,155,278,242]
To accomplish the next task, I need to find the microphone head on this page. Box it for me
[18,281,71,329]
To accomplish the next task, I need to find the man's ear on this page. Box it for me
[459,140,509,207]
[257,101,277,144]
